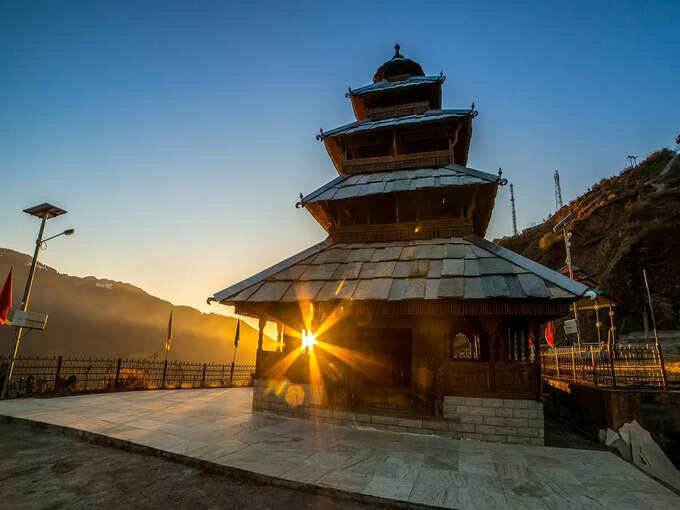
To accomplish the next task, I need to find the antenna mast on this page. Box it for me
[510,183,518,236]
[554,169,563,210]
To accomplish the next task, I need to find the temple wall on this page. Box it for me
[253,379,544,445]
[411,318,446,404]
[443,395,544,445]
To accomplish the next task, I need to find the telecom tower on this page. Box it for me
[554,169,563,210]
[510,183,518,236]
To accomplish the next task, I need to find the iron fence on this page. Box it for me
[541,344,672,389]
[0,355,255,398]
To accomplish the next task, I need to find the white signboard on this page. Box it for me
[9,310,48,330]
[564,319,578,335]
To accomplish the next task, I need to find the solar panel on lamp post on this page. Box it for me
[1,203,74,399]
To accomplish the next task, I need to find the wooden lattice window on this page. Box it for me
[450,332,480,360]
[506,325,533,362]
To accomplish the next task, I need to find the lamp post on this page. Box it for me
[1,203,74,399]
[553,212,583,348]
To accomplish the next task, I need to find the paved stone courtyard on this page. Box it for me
[1,387,678,509]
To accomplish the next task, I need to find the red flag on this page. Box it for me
[545,321,555,348]
[0,267,12,325]
[528,331,533,346]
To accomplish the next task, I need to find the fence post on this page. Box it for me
[608,344,617,388]
[554,349,560,379]
[54,355,63,389]
[655,342,669,391]
[114,358,122,387]
[571,347,576,380]
[590,348,597,387]
[161,359,167,389]
[201,363,207,388]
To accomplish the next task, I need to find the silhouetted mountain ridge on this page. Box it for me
[0,248,258,363]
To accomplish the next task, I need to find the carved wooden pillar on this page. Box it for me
[254,316,266,379]
[484,317,502,363]
[257,316,266,352]
[484,317,502,394]
[528,319,543,400]
[276,321,284,352]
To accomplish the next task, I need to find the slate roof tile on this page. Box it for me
[332,262,363,280]
[302,165,502,204]
[282,281,324,302]
[353,279,392,300]
[211,235,589,304]
[442,259,465,276]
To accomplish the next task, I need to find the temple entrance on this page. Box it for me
[355,327,413,410]
[388,329,412,387]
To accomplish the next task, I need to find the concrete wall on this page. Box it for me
[545,382,680,465]
[443,396,544,446]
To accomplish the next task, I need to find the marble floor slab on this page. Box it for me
[1,387,678,509]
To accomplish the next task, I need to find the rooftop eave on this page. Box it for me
[316,109,477,141]
[300,165,506,204]
[345,74,446,98]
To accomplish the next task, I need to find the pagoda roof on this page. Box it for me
[302,165,504,204]
[210,236,590,305]
[318,109,474,140]
[346,75,444,97]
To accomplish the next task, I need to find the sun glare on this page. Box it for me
[301,329,317,352]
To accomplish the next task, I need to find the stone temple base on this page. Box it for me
[443,396,544,446]
[253,379,544,445]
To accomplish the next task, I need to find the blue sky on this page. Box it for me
[1,0,678,316]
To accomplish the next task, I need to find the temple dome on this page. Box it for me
[373,44,425,83]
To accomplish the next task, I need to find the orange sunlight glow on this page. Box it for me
[265,347,303,381]
[307,349,325,406]
[301,329,317,352]
[335,279,346,295]
[261,298,379,410]
[315,340,381,375]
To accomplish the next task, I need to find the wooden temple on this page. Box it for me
[209,45,591,444]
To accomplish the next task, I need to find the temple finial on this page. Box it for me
[393,43,402,58]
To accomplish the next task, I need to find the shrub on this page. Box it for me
[539,231,561,250]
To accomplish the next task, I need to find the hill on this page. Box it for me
[0,248,260,363]
[498,149,680,334]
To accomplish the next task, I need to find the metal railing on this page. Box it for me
[0,355,255,398]
[541,344,672,389]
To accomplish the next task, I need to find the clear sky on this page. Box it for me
[1,0,679,318]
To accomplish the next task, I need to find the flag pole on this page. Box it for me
[161,310,172,389]
[230,319,240,385]
[229,344,237,385]
[643,269,668,391]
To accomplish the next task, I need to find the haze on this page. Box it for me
[1,0,678,318]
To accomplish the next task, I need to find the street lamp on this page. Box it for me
[40,228,75,249]
[553,212,583,347]
[1,203,74,399]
